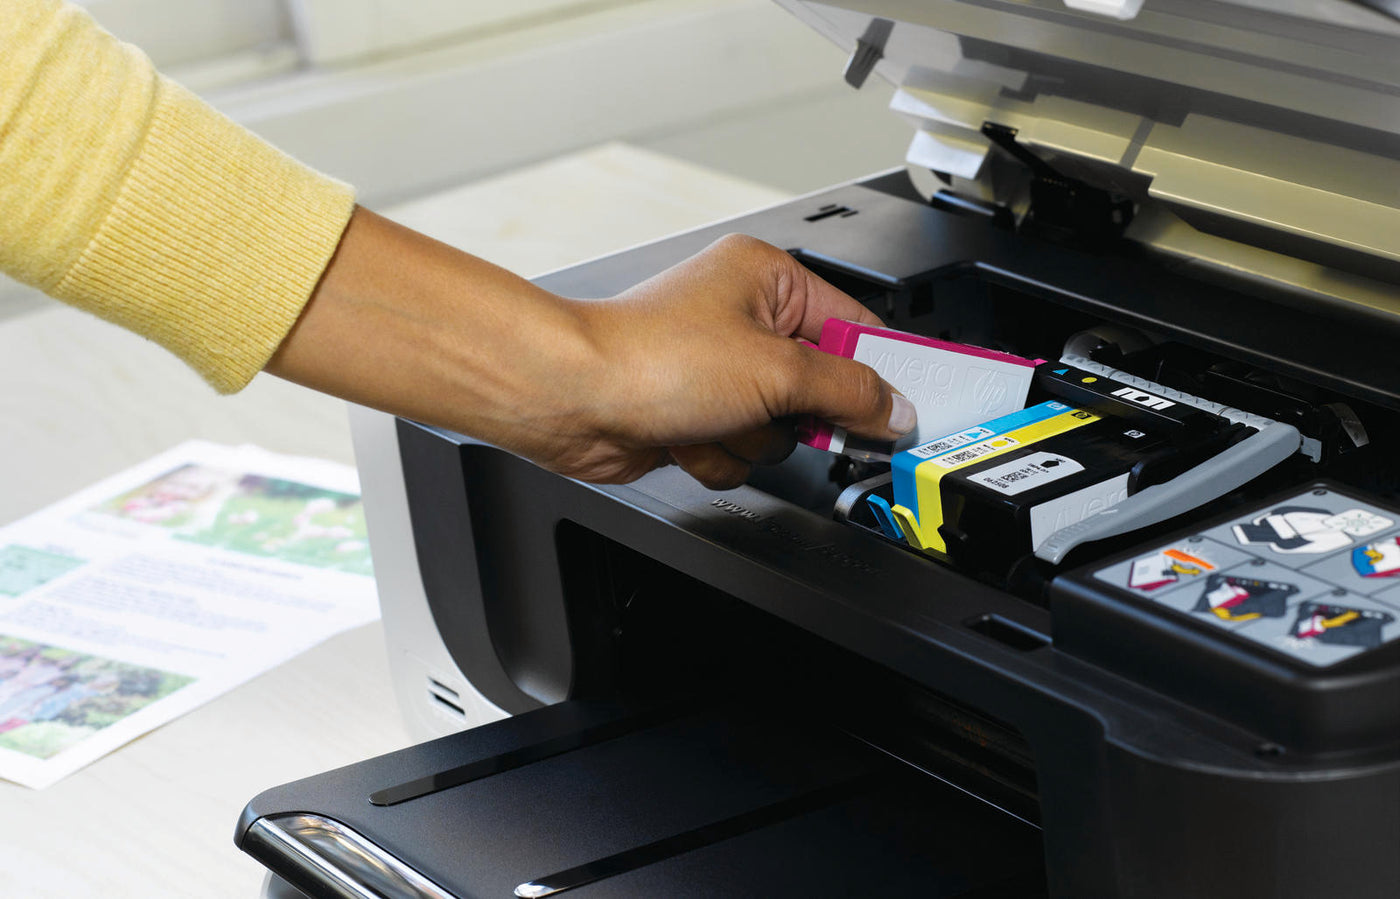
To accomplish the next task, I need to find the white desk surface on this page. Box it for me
[0,144,787,898]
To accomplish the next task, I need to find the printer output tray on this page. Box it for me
[235,698,1047,898]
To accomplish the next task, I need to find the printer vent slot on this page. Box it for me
[803,203,859,223]
[427,677,460,700]
[428,691,467,720]
[427,678,467,720]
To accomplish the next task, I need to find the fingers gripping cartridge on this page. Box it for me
[880,363,1300,577]
[798,320,1039,457]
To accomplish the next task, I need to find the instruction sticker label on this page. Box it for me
[1353,536,1400,578]
[1092,486,1400,666]
[1288,601,1394,649]
[1126,547,1217,592]
[1233,506,1395,555]
[969,452,1084,496]
[910,427,995,460]
[1324,509,1393,538]
[1194,574,1298,622]
[929,436,1021,469]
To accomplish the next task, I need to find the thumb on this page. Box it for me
[785,347,916,441]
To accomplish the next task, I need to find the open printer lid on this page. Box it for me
[773,1,1400,310]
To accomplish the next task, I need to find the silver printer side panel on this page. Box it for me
[349,403,506,741]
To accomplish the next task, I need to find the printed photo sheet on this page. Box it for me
[0,441,379,789]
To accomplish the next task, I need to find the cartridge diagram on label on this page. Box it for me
[1288,601,1395,649]
[1094,537,1251,597]
[1231,505,1393,555]
[1193,574,1298,622]
[1352,536,1400,578]
[1245,591,1400,664]
[1091,487,1400,665]
[1126,547,1217,592]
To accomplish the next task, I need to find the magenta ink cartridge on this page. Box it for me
[798,320,1038,457]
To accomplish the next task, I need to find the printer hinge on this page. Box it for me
[844,18,893,89]
[980,122,1134,248]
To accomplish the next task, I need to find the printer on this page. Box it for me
[237,2,1400,896]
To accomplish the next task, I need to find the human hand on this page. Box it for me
[268,211,913,488]
[554,234,916,486]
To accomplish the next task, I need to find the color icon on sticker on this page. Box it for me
[1193,574,1297,621]
[1288,601,1394,649]
[1323,509,1393,538]
[1352,537,1400,578]
[1128,547,1216,591]
[1233,506,1367,555]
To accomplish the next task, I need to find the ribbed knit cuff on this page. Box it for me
[54,78,356,394]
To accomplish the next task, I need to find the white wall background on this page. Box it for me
[5,0,910,318]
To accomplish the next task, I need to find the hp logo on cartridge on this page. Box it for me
[1111,386,1175,410]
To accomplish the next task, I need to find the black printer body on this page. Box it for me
[237,2,1400,896]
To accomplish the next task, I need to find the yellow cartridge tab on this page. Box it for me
[890,504,930,552]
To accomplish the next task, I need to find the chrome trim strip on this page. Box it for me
[248,813,458,899]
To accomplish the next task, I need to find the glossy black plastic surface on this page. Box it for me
[238,700,1047,898]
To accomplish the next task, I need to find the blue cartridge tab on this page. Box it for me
[865,494,905,541]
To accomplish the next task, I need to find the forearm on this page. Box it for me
[266,207,604,460]
[268,210,913,488]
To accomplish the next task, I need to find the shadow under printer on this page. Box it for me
[236,1,1400,896]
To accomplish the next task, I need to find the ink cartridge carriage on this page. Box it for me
[864,359,1282,583]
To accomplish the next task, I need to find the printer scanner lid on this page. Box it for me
[773,1,1400,295]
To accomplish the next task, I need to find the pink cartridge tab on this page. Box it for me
[798,320,1040,455]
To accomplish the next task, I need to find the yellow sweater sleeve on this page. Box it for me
[0,0,356,393]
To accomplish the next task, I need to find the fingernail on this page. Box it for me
[888,394,916,435]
